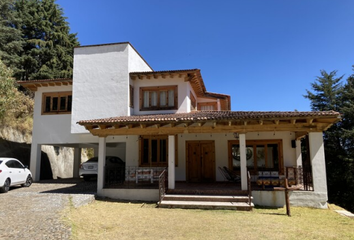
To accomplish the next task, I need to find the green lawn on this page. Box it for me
[65,200,354,240]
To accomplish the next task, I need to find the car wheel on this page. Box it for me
[22,175,33,187]
[0,178,10,193]
[83,176,91,181]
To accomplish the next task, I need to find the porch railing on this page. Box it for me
[247,171,252,206]
[286,166,313,191]
[158,168,168,203]
[104,166,165,188]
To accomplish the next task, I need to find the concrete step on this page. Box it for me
[163,194,252,202]
[159,200,254,211]
[167,189,248,196]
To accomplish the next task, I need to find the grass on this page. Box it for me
[65,200,354,240]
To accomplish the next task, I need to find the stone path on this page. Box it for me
[0,179,96,240]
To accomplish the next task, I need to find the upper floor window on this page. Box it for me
[198,102,217,111]
[42,92,72,115]
[140,85,177,111]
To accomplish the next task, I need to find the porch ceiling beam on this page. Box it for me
[307,118,314,124]
[98,124,107,130]
[295,131,307,140]
[87,122,330,137]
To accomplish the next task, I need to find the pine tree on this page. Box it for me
[305,69,354,212]
[304,70,343,112]
[14,0,79,80]
[0,0,23,75]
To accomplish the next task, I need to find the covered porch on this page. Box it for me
[78,110,340,208]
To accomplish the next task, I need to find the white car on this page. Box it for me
[0,158,32,193]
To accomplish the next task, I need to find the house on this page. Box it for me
[19,42,340,209]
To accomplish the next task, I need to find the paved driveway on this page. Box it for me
[0,179,96,240]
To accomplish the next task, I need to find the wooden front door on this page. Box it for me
[186,141,215,182]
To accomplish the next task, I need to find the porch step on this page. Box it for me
[159,200,254,211]
[163,194,252,202]
[158,194,254,211]
[167,188,248,196]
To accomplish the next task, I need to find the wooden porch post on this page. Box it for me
[97,137,107,193]
[239,133,247,190]
[168,135,175,189]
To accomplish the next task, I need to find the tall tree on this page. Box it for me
[305,69,354,212]
[304,70,343,112]
[14,0,79,80]
[0,59,17,120]
[0,0,23,75]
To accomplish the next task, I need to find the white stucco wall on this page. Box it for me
[31,85,99,145]
[128,45,153,115]
[99,188,159,202]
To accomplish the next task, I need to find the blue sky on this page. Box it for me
[57,0,354,111]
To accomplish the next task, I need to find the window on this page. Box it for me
[140,85,177,110]
[42,92,72,115]
[228,140,283,174]
[190,92,196,110]
[129,85,134,108]
[140,135,168,166]
[198,102,217,111]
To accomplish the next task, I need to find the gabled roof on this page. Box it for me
[78,110,341,138]
[18,78,72,91]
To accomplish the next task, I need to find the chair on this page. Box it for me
[218,166,241,182]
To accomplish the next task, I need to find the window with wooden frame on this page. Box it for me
[129,85,134,108]
[139,135,168,167]
[139,85,178,111]
[228,139,284,174]
[190,92,196,110]
[197,102,217,111]
[139,135,178,167]
[42,92,72,115]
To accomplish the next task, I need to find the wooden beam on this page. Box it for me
[99,124,107,130]
[307,119,314,124]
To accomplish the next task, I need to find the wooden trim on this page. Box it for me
[41,91,72,115]
[190,91,196,110]
[139,85,178,111]
[138,135,169,167]
[175,135,178,167]
[129,85,134,108]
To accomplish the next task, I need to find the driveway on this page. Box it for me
[0,179,96,240]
